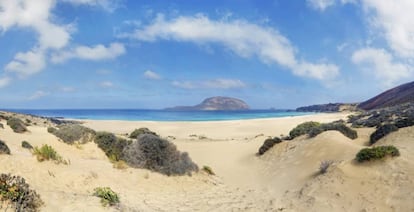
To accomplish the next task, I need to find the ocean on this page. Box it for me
[3,109,314,121]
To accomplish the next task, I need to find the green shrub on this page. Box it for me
[258,137,282,155]
[309,122,358,139]
[356,145,400,162]
[395,118,414,129]
[129,128,157,139]
[47,127,57,134]
[93,187,120,207]
[370,124,398,145]
[21,141,33,150]
[94,132,131,161]
[7,117,27,133]
[52,124,96,144]
[33,144,67,164]
[289,121,321,139]
[123,134,198,176]
[202,166,215,175]
[0,173,43,211]
[0,139,11,155]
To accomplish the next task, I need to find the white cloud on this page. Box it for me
[100,81,114,88]
[307,0,336,11]
[352,48,412,87]
[60,86,76,92]
[172,78,246,89]
[120,14,339,82]
[0,0,71,50]
[361,0,414,58]
[51,42,126,63]
[0,76,11,88]
[28,90,49,100]
[143,70,161,80]
[5,49,46,77]
[61,0,121,12]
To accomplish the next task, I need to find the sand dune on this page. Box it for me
[1,112,413,211]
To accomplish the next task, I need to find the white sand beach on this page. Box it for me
[1,112,414,211]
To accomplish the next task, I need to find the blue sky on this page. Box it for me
[0,0,413,109]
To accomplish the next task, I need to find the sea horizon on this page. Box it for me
[1,108,314,122]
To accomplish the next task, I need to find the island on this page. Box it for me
[165,96,250,111]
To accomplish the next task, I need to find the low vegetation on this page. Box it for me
[129,128,157,139]
[0,123,4,129]
[32,144,68,164]
[289,121,321,139]
[289,121,357,140]
[93,187,120,207]
[123,134,198,176]
[94,132,131,162]
[0,173,43,212]
[258,137,282,155]
[50,124,95,144]
[369,124,398,145]
[202,166,215,175]
[356,145,400,162]
[7,117,28,133]
[47,127,57,134]
[319,160,333,174]
[21,141,33,150]
[0,140,11,155]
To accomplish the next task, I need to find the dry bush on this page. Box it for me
[52,124,95,144]
[7,118,27,133]
[0,140,10,155]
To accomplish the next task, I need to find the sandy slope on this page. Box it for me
[1,112,413,211]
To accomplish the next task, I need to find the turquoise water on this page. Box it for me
[4,109,314,121]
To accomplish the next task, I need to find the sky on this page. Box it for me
[0,0,413,109]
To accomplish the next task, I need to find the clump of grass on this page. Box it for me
[356,145,400,162]
[202,166,215,175]
[369,124,398,145]
[47,127,57,134]
[0,173,43,211]
[289,121,321,139]
[32,144,68,165]
[129,128,157,139]
[7,117,28,133]
[319,160,333,174]
[0,139,11,155]
[93,187,120,207]
[51,124,96,144]
[112,160,128,170]
[21,141,33,150]
[123,134,198,176]
[257,137,282,155]
[94,132,131,162]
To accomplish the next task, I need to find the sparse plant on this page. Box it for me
[0,139,11,155]
[309,122,358,139]
[356,145,400,162]
[202,166,215,175]
[123,134,198,176]
[93,187,120,207]
[319,160,333,174]
[112,160,128,170]
[7,117,28,133]
[0,173,43,212]
[32,144,68,164]
[129,128,157,139]
[47,127,57,134]
[21,141,33,150]
[94,132,131,161]
[51,124,95,144]
[0,123,4,129]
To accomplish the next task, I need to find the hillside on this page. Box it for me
[166,96,250,111]
[358,81,414,110]
[296,103,357,112]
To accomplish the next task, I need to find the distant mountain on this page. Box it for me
[166,96,250,111]
[296,103,357,112]
[358,81,414,110]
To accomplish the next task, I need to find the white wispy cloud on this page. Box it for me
[307,0,356,11]
[352,48,413,87]
[5,49,46,78]
[100,81,114,88]
[0,76,11,88]
[172,78,246,89]
[51,42,126,63]
[61,0,121,12]
[143,70,162,80]
[28,90,49,100]
[120,14,339,82]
